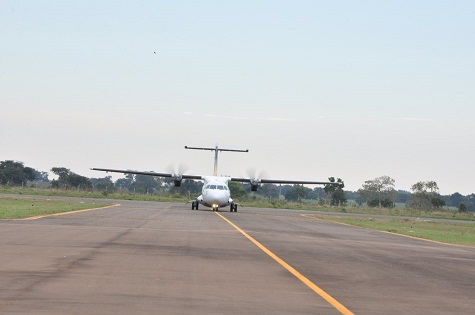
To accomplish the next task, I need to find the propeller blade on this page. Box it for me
[166,163,189,175]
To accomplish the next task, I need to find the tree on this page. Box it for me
[357,175,397,208]
[228,181,246,199]
[308,187,324,200]
[324,178,346,206]
[430,197,446,209]
[395,190,410,204]
[68,173,92,189]
[448,193,465,208]
[285,185,311,202]
[407,181,441,209]
[129,174,159,194]
[0,160,36,186]
[279,185,295,197]
[90,176,116,192]
[182,179,203,195]
[467,194,475,212]
[169,179,203,196]
[330,189,347,206]
[380,199,395,208]
[32,170,49,182]
[458,203,468,213]
[259,184,280,200]
[115,174,134,191]
[51,167,92,189]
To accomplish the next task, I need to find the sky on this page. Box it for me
[1,1,474,195]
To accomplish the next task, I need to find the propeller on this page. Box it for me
[246,167,268,191]
[246,167,268,180]
[166,163,189,176]
[166,163,189,187]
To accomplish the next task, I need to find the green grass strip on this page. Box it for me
[0,197,112,219]
[309,215,475,247]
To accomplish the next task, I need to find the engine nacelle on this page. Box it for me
[172,174,183,187]
[250,179,260,191]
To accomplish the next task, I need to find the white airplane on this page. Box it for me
[92,145,342,212]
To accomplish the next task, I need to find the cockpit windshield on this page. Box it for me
[205,184,228,190]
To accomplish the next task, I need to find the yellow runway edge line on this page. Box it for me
[16,203,121,220]
[215,212,355,315]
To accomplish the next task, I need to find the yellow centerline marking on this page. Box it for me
[15,204,121,220]
[215,212,354,315]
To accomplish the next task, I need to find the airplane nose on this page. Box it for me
[207,190,228,205]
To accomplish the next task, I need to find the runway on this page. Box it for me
[1,198,474,314]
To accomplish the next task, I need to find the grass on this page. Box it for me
[1,186,474,221]
[0,186,190,202]
[309,215,475,246]
[241,199,475,221]
[0,197,111,219]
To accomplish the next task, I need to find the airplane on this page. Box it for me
[92,145,343,212]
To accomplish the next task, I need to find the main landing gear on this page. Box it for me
[230,203,238,212]
[191,201,199,210]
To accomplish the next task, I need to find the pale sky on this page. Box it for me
[1,1,474,195]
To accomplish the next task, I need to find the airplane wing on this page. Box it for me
[92,168,342,190]
[230,177,337,185]
[230,176,343,191]
[91,168,202,180]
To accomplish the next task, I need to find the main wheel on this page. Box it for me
[233,204,238,212]
[192,201,200,210]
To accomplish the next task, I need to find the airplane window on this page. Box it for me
[218,185,225,190]
[210,185,217,189]
[205,185,210,189]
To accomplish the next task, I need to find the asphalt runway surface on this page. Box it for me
[1,197,474,314]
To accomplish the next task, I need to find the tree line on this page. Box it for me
[355,175,473,212]
[0,160,473,212]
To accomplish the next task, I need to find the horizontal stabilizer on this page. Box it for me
[185,146,248,153]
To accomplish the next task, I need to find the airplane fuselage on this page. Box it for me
[195,176,233,210]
